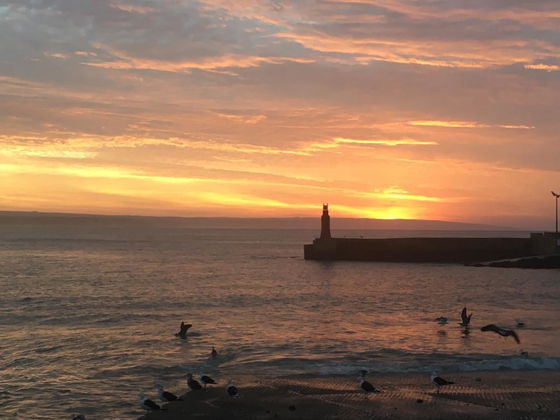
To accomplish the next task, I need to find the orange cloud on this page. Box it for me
[524,63,560,71]
[408,120,534,129]
[86,43,314,72]
[334,137,437,146]
[109,2,154,14]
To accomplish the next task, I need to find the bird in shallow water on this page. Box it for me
[226,378,240,398]
[431,372,454,394]
[155,384,180,402]
[435,316,448,325]
[357,376,381,393]
[175,321,192,339]
[211,346,218,358]
[200,375,217,390]
[139,392,161,411]
[187,373,203,391]
[460,307,472,327]
[480,324,521,344]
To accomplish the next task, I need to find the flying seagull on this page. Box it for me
[175,321,192,339]
[226,378,240,398]
[155,384,180,402]
[200,375,217,390]
[431,372,454,394]
[481,324,520,343]
[357,376,381,393]
[187,373,203,391]
[460,307,472,327]
[551,191,560,198]
[139,392,161,411]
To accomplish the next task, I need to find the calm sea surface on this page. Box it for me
[1,220,559,419]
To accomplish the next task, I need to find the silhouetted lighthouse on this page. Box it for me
[320,203,331,239]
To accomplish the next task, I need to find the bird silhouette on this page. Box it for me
[460,307,472,327]
[481,324,520,343]
[175,321,192,339]
[431,372,454,394]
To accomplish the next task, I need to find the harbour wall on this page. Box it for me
[304,234,558,263]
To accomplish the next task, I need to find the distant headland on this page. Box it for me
[304,205,560,268]
[0,210,512,231]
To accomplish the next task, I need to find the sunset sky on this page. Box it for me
[1,0,559,228]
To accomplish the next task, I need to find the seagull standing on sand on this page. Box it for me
[481,324,520,343]
[175,321,192,339]
[200,375,217,390]
[431,372,454,394]
[139,392,161,411]
[357,376,381,393]
[460,307,472,327]
[187,373,203,391]
[155,384,180,402]
[226,378,240,398]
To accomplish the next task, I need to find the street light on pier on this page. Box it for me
[552,191,560,235]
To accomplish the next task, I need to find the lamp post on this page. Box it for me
[552,191,560,235]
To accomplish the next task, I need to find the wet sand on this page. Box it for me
[139,370,560,419]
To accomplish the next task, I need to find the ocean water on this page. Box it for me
[1,220,559,419]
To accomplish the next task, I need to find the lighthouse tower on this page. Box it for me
[320,203,331,239]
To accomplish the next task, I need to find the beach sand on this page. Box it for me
[139,370,560,419]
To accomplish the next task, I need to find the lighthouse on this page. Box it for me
[320,203,331,239]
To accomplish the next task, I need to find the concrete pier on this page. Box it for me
[303,206,559,264]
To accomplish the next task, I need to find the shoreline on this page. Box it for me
[139,370,560,419]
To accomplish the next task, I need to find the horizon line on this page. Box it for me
[0,209,524,230]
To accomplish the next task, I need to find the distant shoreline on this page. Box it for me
[0,210,520,231]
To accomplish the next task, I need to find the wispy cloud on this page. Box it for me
[86,43,314,73]
[408,121,535,129]
[334,137,437,146]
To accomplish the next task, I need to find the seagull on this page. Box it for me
[460,307,472,327]
[200,375,217,390]
[175,321,192,339]
[431,372,454,394]
[187,373,203,391]
[551,191,560,198]
[480,324,521,344]
[435,316,448,325]
[226,378,240,398]
[211,347,218,358]
[516,320,525,328]
[139,392,161,411]
[357,376,381,393]
[155,384,180,402]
